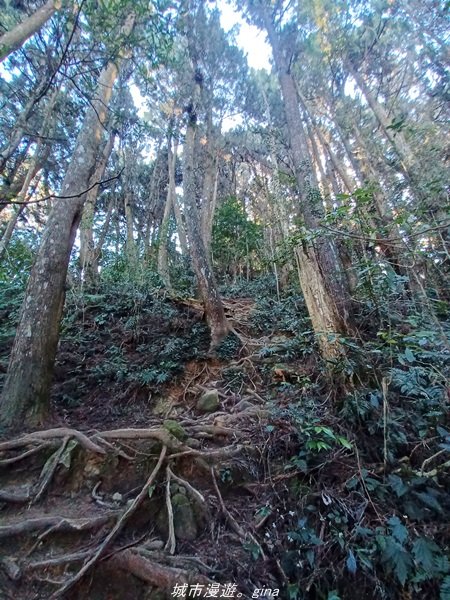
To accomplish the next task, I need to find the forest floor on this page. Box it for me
[0,281,449,600]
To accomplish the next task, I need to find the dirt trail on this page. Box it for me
[0,299,297,599]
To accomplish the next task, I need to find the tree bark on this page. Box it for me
[0,13,135,430]
[349,65,417,184]
[182,74,230,349]
[79,130,116,285]
[157,135,178,289]
[0,0,62,62]
[259,3,353,360]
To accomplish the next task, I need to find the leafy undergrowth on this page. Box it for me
[0,276,449,599]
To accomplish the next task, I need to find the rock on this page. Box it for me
[172,493,198,541]
[1,557,21,581]
[163,419,187,441]
[153,396,172,415]
[186,437,201,449]
[112,492,123,503]
[196,389,219,413]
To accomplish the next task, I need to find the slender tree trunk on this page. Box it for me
[0,87,57,256]
[349,65,418,185]
[157,136,178,289]
[200,157,219,260]
[0,0,62,62]
[305,120,330,199]
[298,93,355,194]
[173,195,188,257]
[0,14,135,430]
[0,142,33,216]
[199,113,219,260]
[79,130,116,285]
[124,190,137,266]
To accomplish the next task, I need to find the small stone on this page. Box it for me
[186,437,201,449]
[112,492,123,503]
[1,557,21,581]
[196,389,219,413]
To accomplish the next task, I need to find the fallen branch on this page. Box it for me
[93,428,188,453]
[0,487,31,503]
[168,443,248,461]
[2,169,124,207]
[186,425,237,437]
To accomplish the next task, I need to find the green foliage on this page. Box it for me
[55,282,210,409]
[212,197,263,278]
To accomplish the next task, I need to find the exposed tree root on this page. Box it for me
[0,487,31,503]
[0,428,106,454]
[0,442,54,466]
[0,514,117,538]
[107,547,214,587]
[211,468,266,560]
[28,549,93,570]
[33,436,69,503]
[0,377,273,598]
[50,445,167,598]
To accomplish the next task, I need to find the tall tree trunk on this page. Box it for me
[173,195,188,257]
[259,3,353,360]
[0,13,135,430]
[157,136,178,289]
[0,0,62,62]
[200,155,219,261]
[124,190,136,267]
[349,64,418,187]
[79,130,116,285]
[182,75,230,349]
[199,112,219,261]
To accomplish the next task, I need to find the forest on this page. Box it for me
[0,0,449,598]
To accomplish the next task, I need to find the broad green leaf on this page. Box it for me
[441,576,450,600]
[388,516,408,544]
[404,347,415,363]
[383,537,412,585]
[414,491,443,513]
[338,436,352,449]
[387,474,408,497]
[346,549,357,574]
[412,537,439,574]
[58,439,79,469]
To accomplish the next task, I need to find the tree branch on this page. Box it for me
[1,169,123,207]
